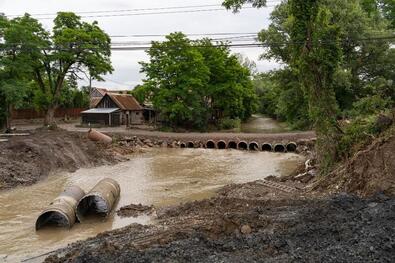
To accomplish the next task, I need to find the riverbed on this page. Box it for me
[0,148,304,262]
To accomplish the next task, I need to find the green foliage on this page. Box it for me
[1,12,112,126]
[254,69,311,130]
[219,118,241,130]
[140,32,257,130]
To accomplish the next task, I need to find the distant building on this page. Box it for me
[82,92,155,126]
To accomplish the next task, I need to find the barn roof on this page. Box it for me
[82,108,120,114]
[106,93,143,111]
[90,97,102,108]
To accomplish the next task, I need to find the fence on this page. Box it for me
[11,108,87,120]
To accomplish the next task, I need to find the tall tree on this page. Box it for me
[140,33,210,129]
[224,0,342,172]
[2,13,112,126]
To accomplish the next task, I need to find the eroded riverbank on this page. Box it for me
[0,147,304,262]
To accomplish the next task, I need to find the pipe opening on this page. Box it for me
[238,141,248,150]
[249,142,259,151]
[262,143,273,152]
[77,195,109,222]
[180,142,186,148]
[187,142,194,148]
[228,141,237,149]
[274,144,286,153]
[206,140,215,149]
[286,142,297,152]
[36,211,70,230]
[217,141,227,149]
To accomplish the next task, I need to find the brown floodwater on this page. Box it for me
[0,148,304,262]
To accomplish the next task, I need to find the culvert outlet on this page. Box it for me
[262,143,273,152]
[180,142,186,148]
[228,141,237,149]
[249,142,259,151]
[274,144,286,153]
[286,142,297,152]
[187,142,195,148]
[76,178,120,222]
[238,141,248,150]
[217,140,227,149]
[36,186,85,230]
[206,140,216,149]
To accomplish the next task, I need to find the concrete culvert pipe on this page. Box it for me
[238,141,248,150]
[228,141,237,149]
[249,142,259,151]
[36,186,85,230]
[274,144,286,153]
[286,142,297,152]
[187,142,195,148]
[76,178,120,222]
[180,142,186,148]
[262,143,273,152]
[217,140,227,149]
[206,140,216,149]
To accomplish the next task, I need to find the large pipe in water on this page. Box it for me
[206,140,216,149]
[228,141,237,149]
[35,186,86,230]
[238,141,248,150]
[187,141,195,148]
[274,144,286,153]
[76,178,120,222]
[262,143,273,152]
[286,142,297,152]
[249,142,259,151]
[217,140,227,149]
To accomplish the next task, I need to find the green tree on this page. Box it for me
[140,33,257,130]
[2,13,112,126]
[140,33,210,129]
[0,15,30,130]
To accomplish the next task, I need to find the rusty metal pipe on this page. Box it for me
[88,129,112,144]
[35,186,86,230]
[76,178,120,222]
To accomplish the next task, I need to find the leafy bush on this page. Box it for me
[219,118,241,130]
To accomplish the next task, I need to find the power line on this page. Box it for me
[33,7,263,20]
[7,1,283,18]
[109,32,259,38]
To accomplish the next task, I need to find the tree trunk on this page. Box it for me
[44,106,56,127]
[5,104,12,132]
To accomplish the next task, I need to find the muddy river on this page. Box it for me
[0,148,304,262]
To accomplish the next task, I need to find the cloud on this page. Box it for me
[3,0,279,89]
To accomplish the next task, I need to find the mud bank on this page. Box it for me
[45,182,395,263]
[0,130,119,191]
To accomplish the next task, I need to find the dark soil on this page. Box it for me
[0,129,118,191]
[45,191,395,263]
[117,204,155,218]
[312,130,395,197]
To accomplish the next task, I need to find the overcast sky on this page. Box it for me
[0,0,280,90]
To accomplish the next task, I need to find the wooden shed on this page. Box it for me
[95,93,145,125]
[81,108,121,126]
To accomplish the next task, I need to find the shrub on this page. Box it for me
[219,118,241,130]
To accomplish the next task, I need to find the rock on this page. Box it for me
[240,224,252,235]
